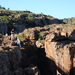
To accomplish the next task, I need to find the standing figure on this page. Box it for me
[10,29,14,41]
[17,37,21,47]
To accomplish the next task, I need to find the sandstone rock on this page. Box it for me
[45,32,56,41]
[69,30,75,41]
[23,28,38,40]
[45,32,75,75]
[36,41,44,48]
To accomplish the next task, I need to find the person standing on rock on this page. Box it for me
[10,29,14,41]
[17,37,21,47]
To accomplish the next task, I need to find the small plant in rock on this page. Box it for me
[0,16,9,23]
[38,32,44,40]
[18,33,25,39]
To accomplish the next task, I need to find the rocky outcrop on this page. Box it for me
[50,19,60,24]
[23,28,38,40]
[8,24,26,34]
[0,46,22,75]
[34,18,64,27]
[36,41,44,48]
[13,24,26,34]
[63,18,75,24]
[45,31,75,75]
[0,45,41,75]
[1,23,75,75]
[34,19,41,26]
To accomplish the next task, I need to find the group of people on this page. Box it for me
[10,29,21,47]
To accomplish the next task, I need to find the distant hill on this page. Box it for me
[0,9,64,27]
[0,8,75,28]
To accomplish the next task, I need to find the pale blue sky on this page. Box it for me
[0,0,75,19]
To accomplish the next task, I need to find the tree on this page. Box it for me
[8,8,10,10]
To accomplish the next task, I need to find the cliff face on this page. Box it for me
[0,23,26,35]
[1,22,75,75]
[45,31,75,75]
[0,46,22,75]
[0,23,7,35]
[0,46,41,75]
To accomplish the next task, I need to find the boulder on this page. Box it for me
[36,41,44,48]
[69,30,75,41]
[23,29,38,40]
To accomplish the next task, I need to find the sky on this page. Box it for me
[0,0,75,19]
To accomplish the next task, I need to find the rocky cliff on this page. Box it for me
[0,23,75,75]
[1,9,75,75]
[45,29,75,75]
[0,46,22,75]
[0,45,41,75]
[0,23,7,35]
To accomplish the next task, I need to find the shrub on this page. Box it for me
[26,17,36,27]
[0,16,9,23]
[38,32,44,40]
[18,33,25,39]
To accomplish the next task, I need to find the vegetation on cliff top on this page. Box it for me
[0,6,75,28]
[0,8,53,27]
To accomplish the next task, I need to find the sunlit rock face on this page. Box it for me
[45,31,75,75]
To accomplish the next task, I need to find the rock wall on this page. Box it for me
[45,31,75,75]
[0,46,22,75]
[0,23,8,35]
[0,46,40,75]
[14,24,26,34]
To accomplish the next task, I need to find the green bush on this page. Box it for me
[18,33,25,39]
[0,16,9,23]
[26,17,36,27]
[38,32,44,40]
[28,14,34,17]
